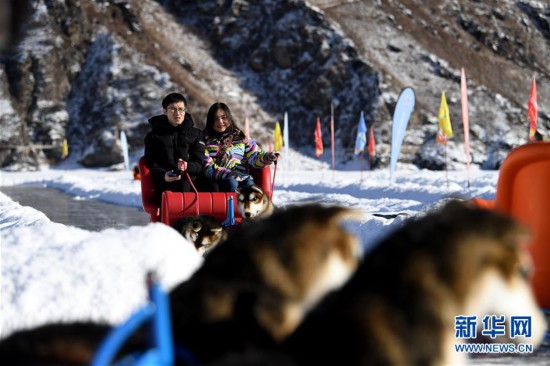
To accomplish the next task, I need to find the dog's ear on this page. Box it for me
[251,185,264,195]
[191,220,203,232]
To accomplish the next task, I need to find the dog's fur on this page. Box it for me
[0,322,113,366]
[0,205,359,365]
[169,204,362,363]
[2,201,546,366]
[172,215,228,256]
[236,184,275,221]
[284,200,547,366]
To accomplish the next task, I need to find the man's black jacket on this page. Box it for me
[144,113,205,189]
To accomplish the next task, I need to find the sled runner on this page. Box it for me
[138,156,272,225]
[471,142,550,309]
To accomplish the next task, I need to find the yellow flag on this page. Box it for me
[436,92,453,144]
[61,138,69,159]
[274,122,283,152]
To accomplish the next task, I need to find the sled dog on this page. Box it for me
[169,203,362,363]
[284,200,547,366]
[172,215,227,256]
[236,184,275,221]
[0,322,114,366]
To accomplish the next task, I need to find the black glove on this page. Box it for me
[228,172,250,182]
[265,152,278,162]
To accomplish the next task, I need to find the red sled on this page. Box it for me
[138,156,272,226]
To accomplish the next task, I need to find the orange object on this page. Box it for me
[132,165,141,181]
[467,197,495,210]
[138,156,272,225]
[494,142,550,308]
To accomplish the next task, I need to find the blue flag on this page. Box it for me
[390,87,415,181]
[283,112,289,172]
[120,131,130,171]
[354,111,367,155]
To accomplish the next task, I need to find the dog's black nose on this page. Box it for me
[245,212,251,218]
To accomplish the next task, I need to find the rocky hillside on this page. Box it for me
[0,0,548,171]
[313,0,550,169]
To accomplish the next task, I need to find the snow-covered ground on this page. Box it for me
[3,149,546,365]
[0,150,498,337]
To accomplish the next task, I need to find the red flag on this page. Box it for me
[367,126,376,157]
[314,117,323,157]
[528,75,537,141]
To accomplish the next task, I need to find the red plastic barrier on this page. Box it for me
[138,156,273,226]
[493,142,550,309]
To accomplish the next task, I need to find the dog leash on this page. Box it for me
[270,154,279,200]
[186,172,200,216]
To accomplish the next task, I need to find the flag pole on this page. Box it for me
[330,102,335,180]
[445,144,449,189]
[283,112,289,174]
[461,68,471,189]
[360,149,364,183]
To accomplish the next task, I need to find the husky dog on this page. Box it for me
[169,204,362,363]
[284,200,547,366]
[172,215,227,256]
[0,322,113,366]
[236,184,275,221]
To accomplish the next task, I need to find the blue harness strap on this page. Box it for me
[91,272,174,366]
[221,196,237,228]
